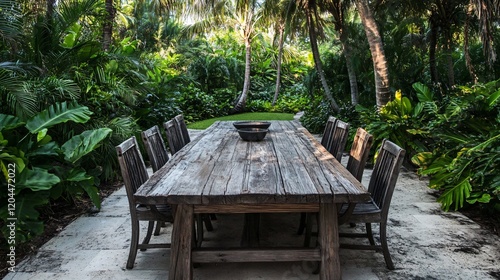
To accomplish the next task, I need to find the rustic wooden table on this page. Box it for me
[135,121,370,280]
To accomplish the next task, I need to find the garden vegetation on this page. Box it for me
[1,0,499,245]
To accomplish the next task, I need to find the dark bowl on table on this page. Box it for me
[237,128,269,141]
[233,121,271,130]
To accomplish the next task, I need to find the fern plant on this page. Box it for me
[412,81,500,211]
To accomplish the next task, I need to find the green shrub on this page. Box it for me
[0,102,112,243]
[412,81,500,212]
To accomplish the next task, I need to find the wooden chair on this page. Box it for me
[303,127,374,239]
[320,116,337,152]
[116,136,173,269]
[297,119,350,235]
[164,119,214,243]
[163,119,185,155]
[303,139,405,270]
[141,125,169,172]
[327,119,350,162]
[346,128,374,182]
[174,114,191,145]
[338,139,405,270]
[141,125,170,235]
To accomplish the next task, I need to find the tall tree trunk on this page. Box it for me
[354,0,390,109]
[305,2,340,113]
[272,23,285,106]
[339,32,359,105]
[103,0,115,51]
[464,2,478,83]
[429,13,438,84]
[232,8,254,113]
[445,35,455,87]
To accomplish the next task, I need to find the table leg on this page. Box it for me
[319,204,341,280]
[241,213,260,247]
[169,204,194,280]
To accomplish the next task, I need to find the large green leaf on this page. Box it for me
[18,167,60,192]
[0,114,24,131]
[413,82,434,102]
[25,102,92,134]
[487,89,500,108]
[61,128,112,163]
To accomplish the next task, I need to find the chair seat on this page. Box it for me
[340,199,382,224]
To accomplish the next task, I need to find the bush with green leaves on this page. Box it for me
[0,102,111,243]
[178,85,220,122]
[411,81,500,212]
[356,85,433,165]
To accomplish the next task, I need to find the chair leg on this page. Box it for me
[153,221,162,236]
[203,214,214,231]
[303,213,317,247]
[297,212,307,235]
[127,219,140,269]
[380,222,395,270]
[366,223,375,246]
[196,214,204,248]
[140,221,154,251]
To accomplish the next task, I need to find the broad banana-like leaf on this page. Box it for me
[18,167,61,191]
[61,128,112,163]
[0,114,24,131]
[27,141,59,158]
[25,102,92,134]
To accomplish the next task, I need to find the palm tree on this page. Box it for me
[182,0,261,113]
[102,0,115,51]
[354,0,390,109]
[261,0,291,106]
[320,0,360,105]
[302,0,341,112]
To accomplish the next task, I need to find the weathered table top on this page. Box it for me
[135,121,370,206]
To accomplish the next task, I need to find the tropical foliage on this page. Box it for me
[411,81,500,212]
[2,0,500,246]
[0,102,111,242]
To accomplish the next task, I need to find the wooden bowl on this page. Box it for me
[237,128,268,141]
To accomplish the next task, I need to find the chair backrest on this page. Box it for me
[116,136,149,211]
[346,128,374,182]
[163,119,185,155]
[174,114,191,145]
[328,119,350,161]
[321,116,337,150]
[141,125,169,172]
[367,139,405,218]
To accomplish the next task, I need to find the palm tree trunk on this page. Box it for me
[305,3,340,113]
[355,0,390,109]
[340,32,359,106]
[464,2,478,83]
[272,23,285,106]
[103,0,115,51]
[445,36,455,87]
[429,14,438,84]
[232,8,254,113]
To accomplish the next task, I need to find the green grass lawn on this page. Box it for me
[187,112,295,129]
